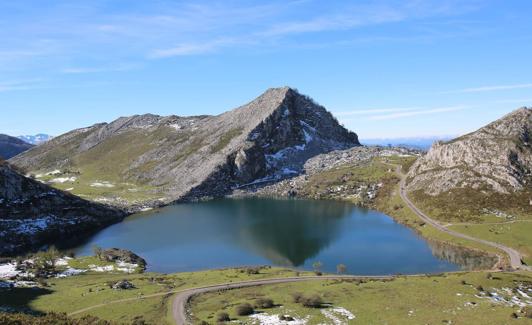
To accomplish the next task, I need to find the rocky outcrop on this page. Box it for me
[233,146,417,204]
[11,87,360,207]
[98,248,146,270]
[0,162,125,256]
[407,107,532,195]
[0,134,34,159]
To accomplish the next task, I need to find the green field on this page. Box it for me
[0,267,313,324]
[190,271,532,324]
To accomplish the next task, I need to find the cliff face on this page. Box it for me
[0,162,125,256]
[0,134,34,159]
[407,108,532,195]
[11,87,360,207]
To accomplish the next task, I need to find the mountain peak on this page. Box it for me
[11,88,359,207]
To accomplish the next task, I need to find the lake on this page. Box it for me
[63,198,465,275]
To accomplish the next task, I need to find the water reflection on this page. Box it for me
[60,198,465,275]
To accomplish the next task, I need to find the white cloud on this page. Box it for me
[334,107,421,116]
[443,83,532,94]
[367,105,470,120]
[149,39,232,58]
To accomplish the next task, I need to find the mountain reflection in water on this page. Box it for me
[59,198,476,275]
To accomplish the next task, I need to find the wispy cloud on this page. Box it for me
[61,63,140,74]
[0,79,43,92]
[443,83,532,94]
[150,38,237,58]
[494,98,532,104]
[367,105,471,120]
[334,107,420,116]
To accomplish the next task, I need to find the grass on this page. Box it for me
[210,128,243,154]
[450,222,532,265]
[190,271,532,324]
[0,267,313,325]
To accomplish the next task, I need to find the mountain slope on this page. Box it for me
[407,107,531,195]
[11,87,360,208]
[0,134,34,159]
[0,161,125,255]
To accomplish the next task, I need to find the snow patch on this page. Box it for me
[90,181,115,188]
[321,307,355,325]
[248,313,309,325]
[50,176,77,183]
[0,263,19,278]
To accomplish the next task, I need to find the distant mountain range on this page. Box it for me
[0,134,34,159]
[361,136,455,150]
[17,133,53,145]
[10,87,360,209]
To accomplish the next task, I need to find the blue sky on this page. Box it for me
[1,0,531,139]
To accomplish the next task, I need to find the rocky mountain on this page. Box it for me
[10,87,360,208]
[18,134,53,145]
[0,134,34,159]
[407,107,531,195]
[0,161,125,256]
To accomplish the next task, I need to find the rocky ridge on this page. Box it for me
[233,146,417,204]
[0,161,125,256]
[407,107,532,195]
[11,87,360,207]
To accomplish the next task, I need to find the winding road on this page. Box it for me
[396,165,527,271]
[171,275,391,325]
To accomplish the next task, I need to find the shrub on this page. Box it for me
[291,292,304,303]
[235,303,254,316]
[245,267,260,275]
[301,294,323,308]
[255,298,274,308]
[216,312,230,322]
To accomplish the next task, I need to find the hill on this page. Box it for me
[10,87,360,209]
[0,161,125,255]
[407,107,531,195]
[0,134,34,159]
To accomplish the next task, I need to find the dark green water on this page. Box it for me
[67,198,462,275]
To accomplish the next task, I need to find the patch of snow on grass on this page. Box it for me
[50,176,77,183]
[56,268,86,278]
[249,313,309,325]
[89,264,115,272]
[91,181,115,188]
[321,307,355,325]
[116,261,139,273]
[0,263,19,278]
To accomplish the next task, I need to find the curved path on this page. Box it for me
[396,165,527,271]
[172,275,391,325]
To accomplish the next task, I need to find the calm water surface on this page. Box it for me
[64,198,461,275]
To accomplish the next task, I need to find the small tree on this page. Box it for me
[301,294,323,308]
[336,264,347,274]
[93,245,103,260]
[312,261,322,274]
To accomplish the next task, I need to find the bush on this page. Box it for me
[291,292,304,303]
[235,303,254,316]
[216,312,230,322]
[255,298,274,308]
[301,294,323,308]
[245,267,260,275]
